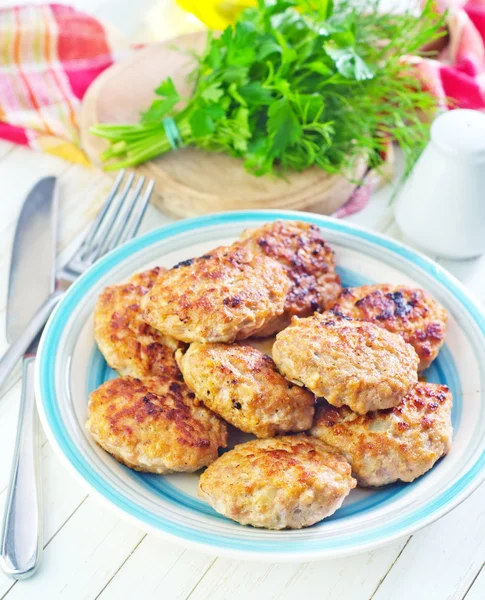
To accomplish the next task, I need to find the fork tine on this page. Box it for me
[79,169,125,253]
[102,175,146,255]
[91,172,135,260]
[62,174,154,280]
[118,179,154,244]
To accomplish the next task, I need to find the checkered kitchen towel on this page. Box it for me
[0,3,128,164]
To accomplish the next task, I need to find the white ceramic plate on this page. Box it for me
[36,210,485,562]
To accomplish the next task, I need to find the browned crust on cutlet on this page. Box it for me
[176,342,315,437]
[240,221,341,335]
[311,382,453,486]
[328,284,448,371]
[198,435,356,529]
[94,268,181,380]
[273,313,419,414]
[86,376,227,474]
[140,244,290,343]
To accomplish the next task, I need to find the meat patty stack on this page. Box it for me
[86,220,452,530]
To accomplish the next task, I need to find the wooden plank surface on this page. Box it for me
[0,497,143,600]
[96,537,215,600]
[465,566,485,600]
[371,483,485,600]
[181,541,407,600]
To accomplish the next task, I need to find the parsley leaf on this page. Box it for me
[267,97,303,155]
[201,83,224,103]
[325,44,374,80]
[154,77,179,98]
[141,77,180,123]
[189,105,225,137]
[239,83,273,106]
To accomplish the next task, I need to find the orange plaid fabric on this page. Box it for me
[0,4,128,164]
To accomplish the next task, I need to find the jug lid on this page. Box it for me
[431,109,485,159]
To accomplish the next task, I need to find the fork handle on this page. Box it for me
[0,357,42,579]
[0,290,63,393]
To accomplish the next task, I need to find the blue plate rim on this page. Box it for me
[35,209,485,561]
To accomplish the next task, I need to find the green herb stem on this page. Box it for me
[91,118,192,170]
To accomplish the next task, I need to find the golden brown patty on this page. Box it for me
[176,343,315,437]
[198,435,356,529]
[94,268,181,379]
[141,244,291,343]
[240,220,342,335]
[311,382,453,486]
[328,284,448,371]
[272,313,419,414]
[86,376,227,474]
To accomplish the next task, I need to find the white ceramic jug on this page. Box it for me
[395,109,485,259]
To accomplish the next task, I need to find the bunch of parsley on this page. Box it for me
[91,0,444,177]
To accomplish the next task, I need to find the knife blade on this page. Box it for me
[6,177,58,343]
[0,176,59,579]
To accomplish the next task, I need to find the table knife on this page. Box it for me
[0,177,59,579]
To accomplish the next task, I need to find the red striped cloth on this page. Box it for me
[0,3,128,164]
[410,0,485,112]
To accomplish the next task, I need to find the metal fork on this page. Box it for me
[0,170,154,391]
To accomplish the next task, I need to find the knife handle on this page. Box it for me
[0,357,42,579]
[0,290,63,393]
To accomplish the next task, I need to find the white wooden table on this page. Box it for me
[0,1,485,598]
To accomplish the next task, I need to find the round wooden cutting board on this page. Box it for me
[80,32,375,218]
